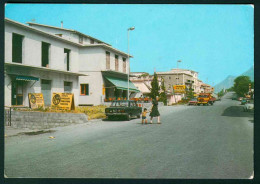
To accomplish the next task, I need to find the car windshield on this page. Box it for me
[111,101,128,107]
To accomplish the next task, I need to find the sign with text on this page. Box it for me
[51,93,75,111]
[173,85,186,93]
[28,93,45,109]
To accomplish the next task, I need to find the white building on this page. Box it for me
[5,18,138,107]
[130,72,162,98]
[4,18,87,107]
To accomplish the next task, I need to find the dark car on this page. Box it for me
[241,98,248,105]
[105,100,142,121]
[188,98,198,106]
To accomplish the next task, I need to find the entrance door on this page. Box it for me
[11,80,23,106]
[41,79,51,106]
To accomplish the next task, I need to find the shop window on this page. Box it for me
[123,57,126,73]
[106,51,110,69]
[115,55,119,71]
[12,33,24,63]
[80,84,89,95]
[42,42,50,67]
[64,48,70,71]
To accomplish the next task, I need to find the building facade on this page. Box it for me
[4,18,87,107]
[5,18,138,107]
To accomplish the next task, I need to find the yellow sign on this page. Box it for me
[51,93,75,110]
[28,93,45,109]
[173,85,186,93]
[102,85,105,95]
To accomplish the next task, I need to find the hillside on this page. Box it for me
[214,66,254,93]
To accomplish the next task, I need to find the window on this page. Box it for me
[123,58,126,73]
[106,51,110,69]
[42,42,50,67]
[12,33,24,63]
[90,39,94,44]
[64,48,70,71]
[79,35,83,44]
[115,55,119,71]
[64,81,72,93]
[80,84,89,95]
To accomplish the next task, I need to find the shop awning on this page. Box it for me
[104,76,140,92]
[16,75,39,81]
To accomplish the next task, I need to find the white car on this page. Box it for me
[243,100,254,112]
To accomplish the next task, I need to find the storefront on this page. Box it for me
[102,71,139,101]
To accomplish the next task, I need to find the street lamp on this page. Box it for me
[127,26,135,100]
[177,60,181,85]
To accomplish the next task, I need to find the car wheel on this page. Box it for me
[126,114,131,121]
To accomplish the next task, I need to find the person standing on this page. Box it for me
[149,96,161,124]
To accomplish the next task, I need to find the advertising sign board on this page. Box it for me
[51,93,75,110]
[28,93,45,109]
[173,85,186,93]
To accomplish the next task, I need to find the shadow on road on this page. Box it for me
[221,106,254,117]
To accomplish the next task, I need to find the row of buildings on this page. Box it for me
[4,18,139,107]
[130,69,214,105]
[4,18,213,107]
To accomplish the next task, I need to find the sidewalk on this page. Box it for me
[4,105,177,137]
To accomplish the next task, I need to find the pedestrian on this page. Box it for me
[149,96,161,124]
[141,108,148,124]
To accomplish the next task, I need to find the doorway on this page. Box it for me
[11,80,24,106]
[41,79,51,106]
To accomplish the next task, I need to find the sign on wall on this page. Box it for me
[51,93,75,110]
[28,93,45,109]
[173,85,186,93]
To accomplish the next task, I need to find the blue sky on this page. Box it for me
[5,4,254,86]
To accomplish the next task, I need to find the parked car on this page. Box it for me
[243,100,254,112]
[240,98,248,105]
[105,100,142,121]
[188,98,198,106]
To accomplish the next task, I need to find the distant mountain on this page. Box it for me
[241,66,254,82]
[214,66,254,93]
[214,75,236,93]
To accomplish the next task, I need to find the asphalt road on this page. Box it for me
[4,92,253,179]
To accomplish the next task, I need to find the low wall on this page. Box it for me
[10,111,88,130]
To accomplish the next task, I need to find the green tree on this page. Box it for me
[233,76,251,97]
[186,88,195,99]
[159,79,167,105]
[217,89,224,98]
[150,72,160,99]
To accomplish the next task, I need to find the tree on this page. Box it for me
[186,88,195,99]
[150,72,160,99]
[159,79,167,105]
[233,76,251,97]
[217,89,224,98]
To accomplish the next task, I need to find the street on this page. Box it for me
[4,92,253,179]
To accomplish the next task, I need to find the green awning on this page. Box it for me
[104,76,140,92]
[16,75,39,81]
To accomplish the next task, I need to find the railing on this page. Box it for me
[4,106,12,126]
[4,106,31,126]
